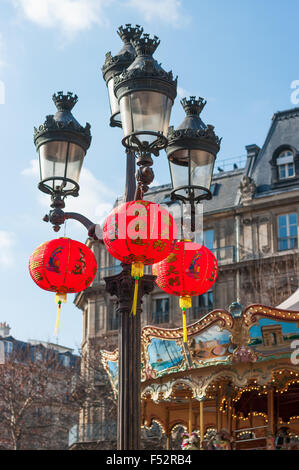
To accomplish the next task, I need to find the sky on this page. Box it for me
[0,0,298,352]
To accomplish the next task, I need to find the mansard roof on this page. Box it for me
[250,106,299,194]
[146,167,244,215]
[132,106,299,212]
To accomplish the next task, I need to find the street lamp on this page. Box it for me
[114,32,177,199]
[32,27,219,452]
[34,91,91,199]
[114,33,177,154]
[34,92,99,237]
[166,96,221,231]
[102,24,143,128]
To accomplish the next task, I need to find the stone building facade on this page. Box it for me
[72,106,299,448]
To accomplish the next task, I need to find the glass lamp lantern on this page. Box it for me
[114,33,177,154]
[167,96,221,202]
[102,24,143,128]
[34,91,91,198]
[167,96,221,232]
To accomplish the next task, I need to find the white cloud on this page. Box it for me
[21,159,39,177]
[177,86,191,99]
[0,231,16,267]
[126,0,189,27]
[13,0,189,36]
[21,160,116,225]
[13,0,109,38]
[64,168,116,224]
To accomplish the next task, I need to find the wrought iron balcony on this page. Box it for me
[149,311,170,324]
[189,306,212,320]
[69,422,117,447]
[212,246,236,265]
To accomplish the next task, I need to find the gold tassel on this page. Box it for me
[131,279,139,316]
[55,293,67,337]
[179,296,192,343]
[182,309,187,343]
[130,263,144,316]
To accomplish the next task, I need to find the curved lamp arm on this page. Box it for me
[43,208,103,243]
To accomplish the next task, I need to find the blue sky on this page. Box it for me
[0,0,298,352]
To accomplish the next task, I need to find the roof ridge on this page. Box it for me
[272,107,299,121]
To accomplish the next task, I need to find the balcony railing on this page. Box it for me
[213,155,246,174]
[69,422,117,447]
[149,311,170,324]
[278,236,298,251]
[189,306,212,320]
[212,246,236,265]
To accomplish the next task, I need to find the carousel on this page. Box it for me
[101,302,299,450]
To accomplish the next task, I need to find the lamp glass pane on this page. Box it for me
[190,149,215,196]
[169,158,189,197]
[169,149,215,198]
[39,141,85,191]
[65,143,85,185]
[108,77,121,120]
[119,90,172,145]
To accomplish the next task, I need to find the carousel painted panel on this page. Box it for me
[144,337,187,379]
[189,324,232,366]
[248,317,299,359]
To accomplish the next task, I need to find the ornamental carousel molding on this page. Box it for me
[101,301,299,449]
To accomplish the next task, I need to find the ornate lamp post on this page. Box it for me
[33,28,219,452]
[34,26,176,451]
[167,96,221,232]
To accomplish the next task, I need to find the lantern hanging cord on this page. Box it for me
[179,296,192,343]
[130,263,144,316]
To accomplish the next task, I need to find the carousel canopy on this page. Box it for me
[101,303,299,399]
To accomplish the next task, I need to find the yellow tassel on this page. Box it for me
[182,309,187,343]
[131,279,139,316]
[131,262,144,279]
[130,263,144,316]
[55,293,67,337]
[179,296,192,343]
[179,295,192,310]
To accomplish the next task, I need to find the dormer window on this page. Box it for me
[277,150,295,180]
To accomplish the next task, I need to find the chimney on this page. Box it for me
[245,144,260,176]
[0,322,11,337]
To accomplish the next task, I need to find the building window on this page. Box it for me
[95,304,104,332]
[203,230,214,250]
[151,298,169,324]
[277,150,295,180]
[195,229,214,249]
[278,213,298,251]
[62,355,70,367]
[108,301,119,331]
[191,291,214,319]
[4,341,12,355]
[34,350,43,362]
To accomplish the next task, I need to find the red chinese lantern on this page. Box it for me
[103,200,177,315]
[29,237,97,335]
[153,240,218,342]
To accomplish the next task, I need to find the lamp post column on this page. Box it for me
[105,149,155,450]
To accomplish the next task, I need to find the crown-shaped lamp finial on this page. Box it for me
[52,91,78,112]
[181,96,207,116]
[132,33,160,57]
[117,24,143,44]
